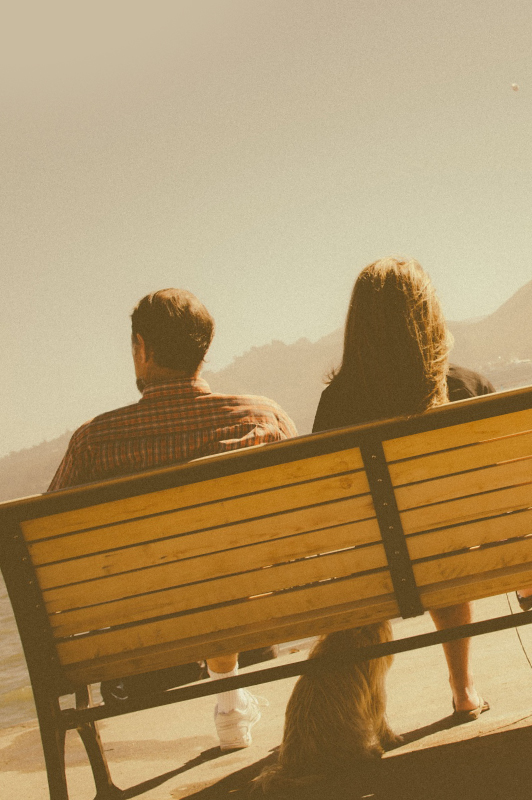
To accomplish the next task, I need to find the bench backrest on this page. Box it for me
[2,385,532,692]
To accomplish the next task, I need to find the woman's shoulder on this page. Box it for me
[313,376,363,432]
[313,382,338,433]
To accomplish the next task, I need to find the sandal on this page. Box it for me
[452,697,490,723]
[516,592,532,612]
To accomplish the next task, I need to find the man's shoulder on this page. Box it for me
[207,389,284,412]
[447,364,496,400]
[70,400,141,443]
[205,390,297,434]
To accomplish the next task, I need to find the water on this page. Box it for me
[0,575,36,728]
[0,573,315,731]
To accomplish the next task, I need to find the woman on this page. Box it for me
[313,256,491,720]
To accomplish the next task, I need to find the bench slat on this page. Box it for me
[401,482,532,535]
[414,537,532,585]
[49,543,388,637]
[42,517,382,610]
[27,471,371,564]
[23,448,364,540]
[395,457,532,511]
[55,570,394,666]
[388,429,532,486]
[35,492,377,590]
[406,508,532,560]
[383,407,532,461]
[63,595,399,685]
[421,563,532,609]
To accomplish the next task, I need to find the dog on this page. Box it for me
[254,622,401,793]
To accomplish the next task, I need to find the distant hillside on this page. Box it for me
[2,278,532,504]
[449,279,532,370]
[0,432,72,503]
[204,329,343,435]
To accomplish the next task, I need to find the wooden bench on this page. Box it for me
[3,384,532,800]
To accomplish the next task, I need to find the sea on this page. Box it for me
[0,575,35,729]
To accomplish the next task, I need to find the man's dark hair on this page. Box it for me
[131,289,215,374]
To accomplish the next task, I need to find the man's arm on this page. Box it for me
[48,426,90,491]
[275,408,298,440]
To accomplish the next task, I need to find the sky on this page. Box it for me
[2,0,531,457]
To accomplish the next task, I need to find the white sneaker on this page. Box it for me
[214,690,262,750]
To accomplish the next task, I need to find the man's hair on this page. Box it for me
[131,289,215,374]
[331,256,451,420]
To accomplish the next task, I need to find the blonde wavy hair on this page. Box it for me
[332,257,451,419]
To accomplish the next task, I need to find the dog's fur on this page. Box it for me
[254,622,400,792]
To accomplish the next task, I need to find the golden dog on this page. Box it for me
[254,622,401,792]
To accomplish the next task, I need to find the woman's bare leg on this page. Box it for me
[430,603,481,712]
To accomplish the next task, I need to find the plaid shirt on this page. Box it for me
[49,378,298,491]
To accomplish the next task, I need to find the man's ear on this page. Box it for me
[133,333,146,357]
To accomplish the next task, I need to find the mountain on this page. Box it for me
[204,329,343,436]
[0,432,72,503]
[2,278,532,503]
[449,279,532,370]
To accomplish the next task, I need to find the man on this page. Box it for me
[49,288,297,750]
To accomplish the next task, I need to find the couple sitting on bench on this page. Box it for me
[50,256,525,749]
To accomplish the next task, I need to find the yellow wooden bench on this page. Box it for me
[2,384,532,799]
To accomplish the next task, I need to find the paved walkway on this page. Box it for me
[2,594,532,799]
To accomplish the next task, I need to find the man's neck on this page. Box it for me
[143,366,200,386]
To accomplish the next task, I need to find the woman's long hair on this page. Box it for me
[331,257,451,420]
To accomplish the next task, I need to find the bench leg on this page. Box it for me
[76,688,124,800]
[34,692,70,800]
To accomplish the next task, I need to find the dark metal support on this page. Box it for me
[361,439,424,618]
[32,689,69,800]
[0,517,76,800]
[75,687,124,800]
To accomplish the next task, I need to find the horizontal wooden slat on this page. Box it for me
[395,457,532,512]
[56,570,394,666]
[420,563,532,610]
[36,493,377,591]
[389,430,532,486]
[401,482,532,536]
[414,538,532,586]
[23,448,364,541]
[42,516,383,610]
[406,509,532,560]
[384,407,532,462]
[63,595,399,685]
[28,471,371,566]
[50,543,388,637]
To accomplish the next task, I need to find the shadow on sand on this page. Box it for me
[180,720,532,800]
[116,747,224,798]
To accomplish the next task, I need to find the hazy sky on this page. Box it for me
[2,0,531,457]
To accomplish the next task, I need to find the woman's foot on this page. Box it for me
[448,676,482,714]
[516,590,532,612]
[452,696,490,723]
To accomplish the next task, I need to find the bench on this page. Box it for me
[2,384,532,800]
